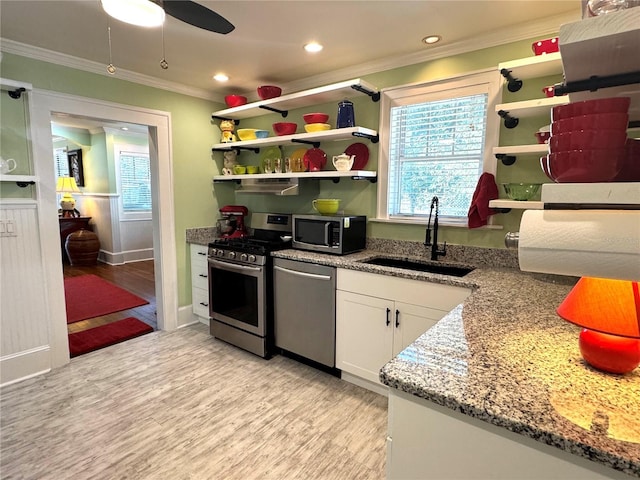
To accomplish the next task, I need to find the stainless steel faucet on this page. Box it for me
[424,196,447,261]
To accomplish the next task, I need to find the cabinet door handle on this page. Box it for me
[197,251,207,256]
[395,309,400,328]
[198,274,207,278]
[386,308,391,326]
[199,302,209,307]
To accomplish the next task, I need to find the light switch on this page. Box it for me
[1,220,18,237]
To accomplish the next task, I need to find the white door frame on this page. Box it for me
[30,89,178,369]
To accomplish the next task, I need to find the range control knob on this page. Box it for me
[228,251,236,259]
[240,253,248,262]
[217,249,225,257]
[248,254,256,263]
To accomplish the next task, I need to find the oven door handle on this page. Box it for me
[274,265,332,281]
[209,258,262,273]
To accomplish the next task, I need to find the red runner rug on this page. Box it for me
[64,274,149,324]
[68,317,154,358]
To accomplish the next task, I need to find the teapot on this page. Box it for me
[0,157,17,174]
[332,153,355,172]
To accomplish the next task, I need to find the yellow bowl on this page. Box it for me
[304,123,331,133]
[312,198,340,215]
[233,165,247,175]
[236,129,257,141]
[246,165,260,174]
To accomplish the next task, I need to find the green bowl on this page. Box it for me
[502,183,542,201]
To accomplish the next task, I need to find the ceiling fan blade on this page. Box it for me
[162,1,235,34]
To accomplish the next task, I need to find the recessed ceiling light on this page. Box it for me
[121,126,129,131]
[304,42,323,53]
[213,73,229,82]
[422,35,442,45]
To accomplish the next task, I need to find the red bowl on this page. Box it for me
[540,156,554,181]
[615,138,640,182]
[257,85,282,100]
[272,122,297,136]
[225,95,247,108]
[532,37,559,56]
[551,112,629,135]
[303,113,330,124]
[535,131,551,144]
[548,149,625,183]
[552,97,631,121]
[549,129,628,152]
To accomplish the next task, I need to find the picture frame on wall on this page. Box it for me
[67,149,84,187]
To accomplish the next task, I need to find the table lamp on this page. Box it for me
[556,277,640,374]
[56,176,81,217]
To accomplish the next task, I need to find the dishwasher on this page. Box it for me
[273,258,336,367]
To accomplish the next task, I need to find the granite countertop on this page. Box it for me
[271,246,640,477]
[187,229,639,475]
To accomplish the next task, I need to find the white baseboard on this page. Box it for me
[1,345,51,387]
[98,248,154,265]
[341,371,388,397]
[177,305,208,329]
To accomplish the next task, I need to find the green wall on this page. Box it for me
[1,33,560,306]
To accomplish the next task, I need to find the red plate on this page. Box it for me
[303,148,327,172]
[344,143,369,170]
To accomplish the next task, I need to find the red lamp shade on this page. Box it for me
[557,278,640,374]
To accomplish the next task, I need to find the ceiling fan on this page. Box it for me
[101,0,235,34]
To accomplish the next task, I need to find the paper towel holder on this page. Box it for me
[504,232,519,249]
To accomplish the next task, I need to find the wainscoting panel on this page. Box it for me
[0,203,51,385]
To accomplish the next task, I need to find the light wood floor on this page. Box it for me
[64,260,157,333]
[0,324,388,479]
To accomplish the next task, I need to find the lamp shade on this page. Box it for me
[56,176,81,194]
[557,277,640,374]
[557,277,640,338]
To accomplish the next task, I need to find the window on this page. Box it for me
[377,69,501,225]
[119,150,151,211]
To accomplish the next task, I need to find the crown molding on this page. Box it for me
[0,38,218,101]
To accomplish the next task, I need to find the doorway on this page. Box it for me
[30,90,178,370]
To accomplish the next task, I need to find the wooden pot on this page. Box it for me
[65,229,100,266]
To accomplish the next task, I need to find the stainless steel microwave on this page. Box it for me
[292,215,366,255]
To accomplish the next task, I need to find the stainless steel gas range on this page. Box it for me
[207,213,291,358]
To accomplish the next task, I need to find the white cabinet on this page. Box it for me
[190,244,210,323]
[387,389,628,480]
[336,269,471,393]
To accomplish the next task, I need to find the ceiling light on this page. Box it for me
[214,73,229,82]
[101,0,165,28]
[422,35,442,45]
[304,42,323,53]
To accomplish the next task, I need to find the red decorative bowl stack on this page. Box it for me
[544,97,633,183]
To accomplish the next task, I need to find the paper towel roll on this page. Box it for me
[518,210,640,281]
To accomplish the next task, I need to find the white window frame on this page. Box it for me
[114,142,151,221]
[376,68,502,227]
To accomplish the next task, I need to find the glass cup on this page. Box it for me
[263,158,273,174]
[284,157,292,173]
[273,158,282,174]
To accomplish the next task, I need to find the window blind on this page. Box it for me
[388,93,488,218]
[119,151,151,211]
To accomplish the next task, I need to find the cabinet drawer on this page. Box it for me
[192,286,210,318]
[190,244,209,264]
[191,266,209,290]
[337,268,470,311]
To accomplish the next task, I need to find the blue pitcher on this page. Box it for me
[337,100,355,128]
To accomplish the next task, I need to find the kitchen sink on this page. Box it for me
[359,257,475,277]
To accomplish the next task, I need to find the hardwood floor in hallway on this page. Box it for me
[64,260,157,332]
[0,324,388,479]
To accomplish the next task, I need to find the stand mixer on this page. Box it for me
[217,205,249,239]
